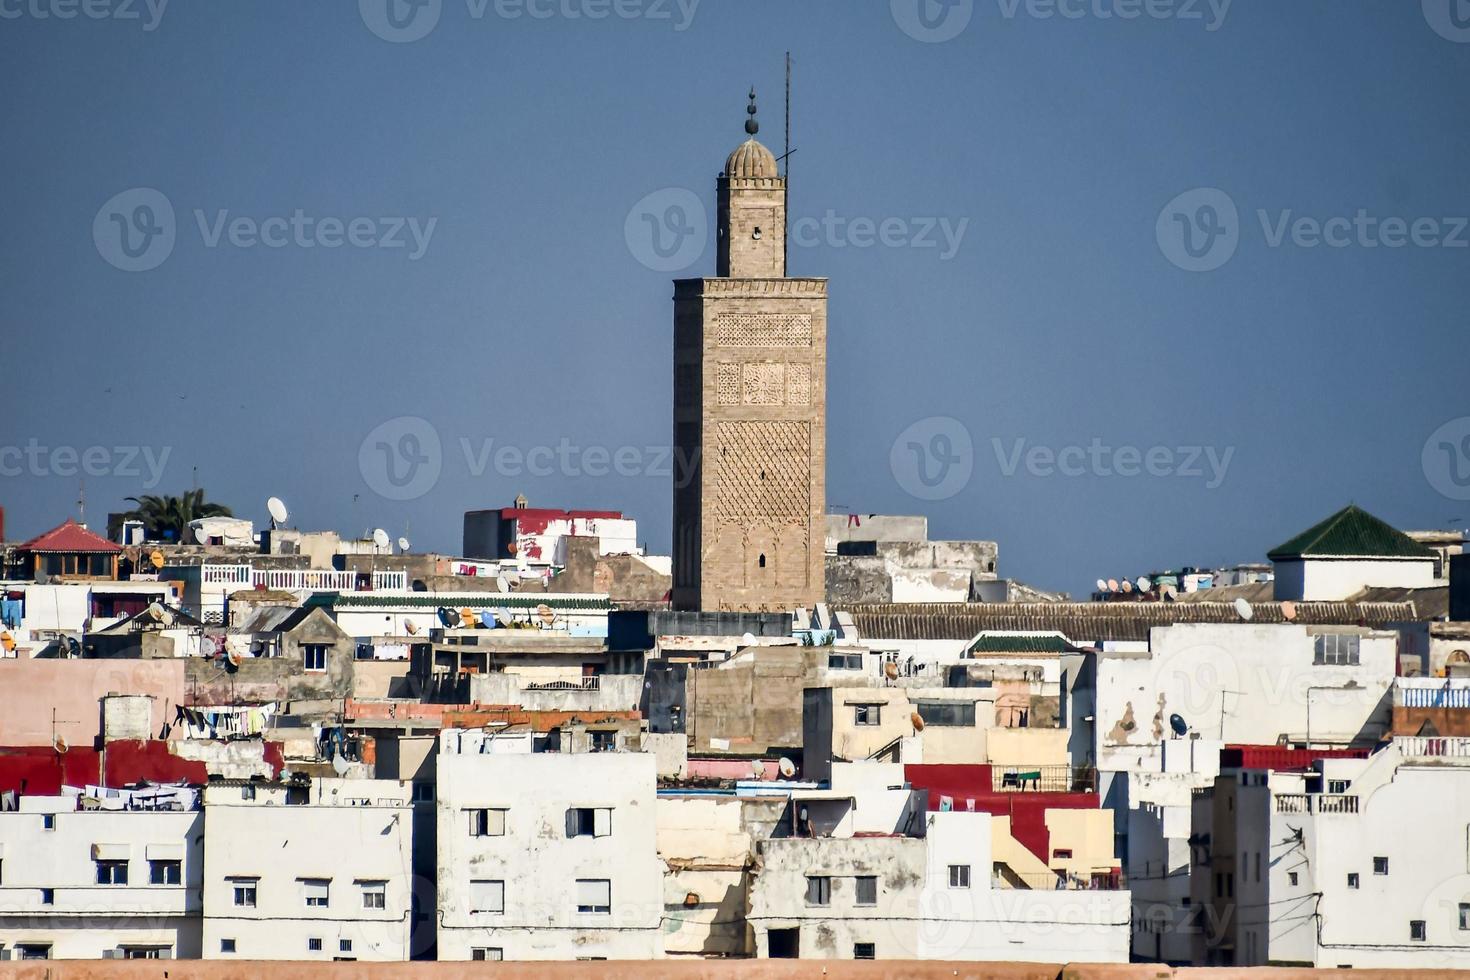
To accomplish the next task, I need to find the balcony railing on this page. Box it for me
[995,869,1127,891]
[1396,735,1470,759]
[991,765,1097,794]
[1275,793,1359,814]
[524,677,601,692]
[201,564,251,585]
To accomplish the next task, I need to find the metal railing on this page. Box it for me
[200,565,407,591]
[991,765,1097,794]
[1275,793,1359,814]
[523,677,601,692]
[994,869,1126,891]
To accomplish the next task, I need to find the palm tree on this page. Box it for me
[122,489,233,542]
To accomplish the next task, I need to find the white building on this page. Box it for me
[1268,504,1436,601]
[746,763,1129,962]
[0,796,202,960]
[201,778,415,961]
[1192,737,1470,969]
[435,732,661,960]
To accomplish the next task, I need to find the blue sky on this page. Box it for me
[2,0,1468,595]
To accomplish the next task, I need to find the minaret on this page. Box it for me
[716,90,786,278]
[672,91,828,613]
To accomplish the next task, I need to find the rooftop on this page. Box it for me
[1266,504,1434,561]
[16,519,121,554]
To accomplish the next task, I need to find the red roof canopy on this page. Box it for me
[16,519,121,554]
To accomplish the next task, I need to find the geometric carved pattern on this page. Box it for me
[716,313,812,348]
[715,364,740,405]
[742,362,784,405]
[785,363,811,405]
[712,420,811,525]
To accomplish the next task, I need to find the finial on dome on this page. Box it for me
[745,88,759,136]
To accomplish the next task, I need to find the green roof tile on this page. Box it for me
[1266,505,1434,560]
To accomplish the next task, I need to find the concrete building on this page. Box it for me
[435,732,661,960]
[200,778,415,961]
[1269,504,1437,601]
[462,501,638,565]
[0,795,203,960]
[824,514,1001,605]
[1190,738,1470,968]
[672,92,826,613]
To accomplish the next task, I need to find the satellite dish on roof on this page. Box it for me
[740,632,757,646]
[1234,597,1254,621]
[332,753,350,776]
[1137,576,1152,593]
[751,760,766,780]
[479,610,496,629]
[372,528,390,551]
[149,550,165,570]
[397,536,410,554]
[459,608,476,628]
[147,601,165,622]
[160,609,175,627]
[1107,579,1119,592]
[536,604,555,626]
[1281,600,1298,622]
[495,608,513,627]
[1095,579,1109,593]
[226,648,243,669]
[1120,580,1133,594]
[495,575,510,594]
[437,607,458,628]
[1169,713,1188,737]
[53,735,69,754]
[883,661,899,681]
[0,632,14,653]
[267,496,289,528]
[778,757,796,778]
[911,712,926,732]
[405,620,419,636]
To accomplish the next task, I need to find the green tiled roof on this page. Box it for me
[967,633,1076,654]
[1266,505,1434,560]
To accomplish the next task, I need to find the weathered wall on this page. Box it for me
[0,658,187,746]
[688,648,805,752]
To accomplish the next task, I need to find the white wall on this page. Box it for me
[0,804,203,960]
[1274,557,1436,601]
[201,779,415,961]
[436,750,661,960]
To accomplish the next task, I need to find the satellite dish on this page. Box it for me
[266,496,289,527]
[536,604,555,626]
[53,735,68,754]
[147,601,165,622]
[372,528,391,551]
[397,536,410,553]
[479,610,496,629]
[1169,713,1188,737]
[495,575,510,594]
[1281,600,1298,622]
[1136,576,1151,593]
[911,712,926,732]
[1120,580,1133,594]
[1234,597,1254,621]
[459,608,476,628]
[437,607,458,628]
[1095,579,1109,593]
[226,649,243,669]
[0,632,13,652]
[740,631,757,646]
[332,754,350,776]
[149,550,165,570]
[405,620,419,636]
[1107,579,1119,592]
[751,760,766,780]
[883,661,899,680]
[778,757,796,778]
[160,609,175,627]
[495,608,514,627]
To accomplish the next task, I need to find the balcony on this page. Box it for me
[991,765,1097,794]
[995,869,1127,891]
[1396,735,1470,759]
[1275,793,1358,814]
[201,565,408,591]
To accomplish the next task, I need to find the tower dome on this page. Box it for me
[724,138,779,179]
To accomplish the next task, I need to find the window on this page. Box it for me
[241,785,256,801]
[855,875,877,906]
[467,808,507,837]
[40,888,54,905]
[339,940,352,953]
[471,948,504,961]
[307,938,322,952]
[1461,903,1470,931]
[231,878,258,907]
[805,875,831,907]
[589,730,616,753]
[1411,920,1427,942]
[42,814,54,830]
[411,782,434,803]
[854,942,876,960]
[853,704,881,726]
[220,939,236,954]
[1255,852,1261,883]
[301,878,330,908]
[1328,779,1350,794]
[360,881,387,910]
[1053,849,1074,861]
[470,879,505,914]
[1314,633,1361,666]
[914,700,977,727]
[16,944,51,960]
[566,807,612,838]
[575,878,611,914]
[149,860,181,885]
[96,860,129,885]
[949,864,971,888]
[827,653,862,670]
[121,947,168,959]
[1374,856,1389,875]
[1347,873,1360,889]
[303,644,328,671]
[1288,872,1299,886]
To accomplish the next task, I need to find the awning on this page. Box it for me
[91,843,131,860]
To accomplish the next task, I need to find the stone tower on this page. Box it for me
[672,91,827,612]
